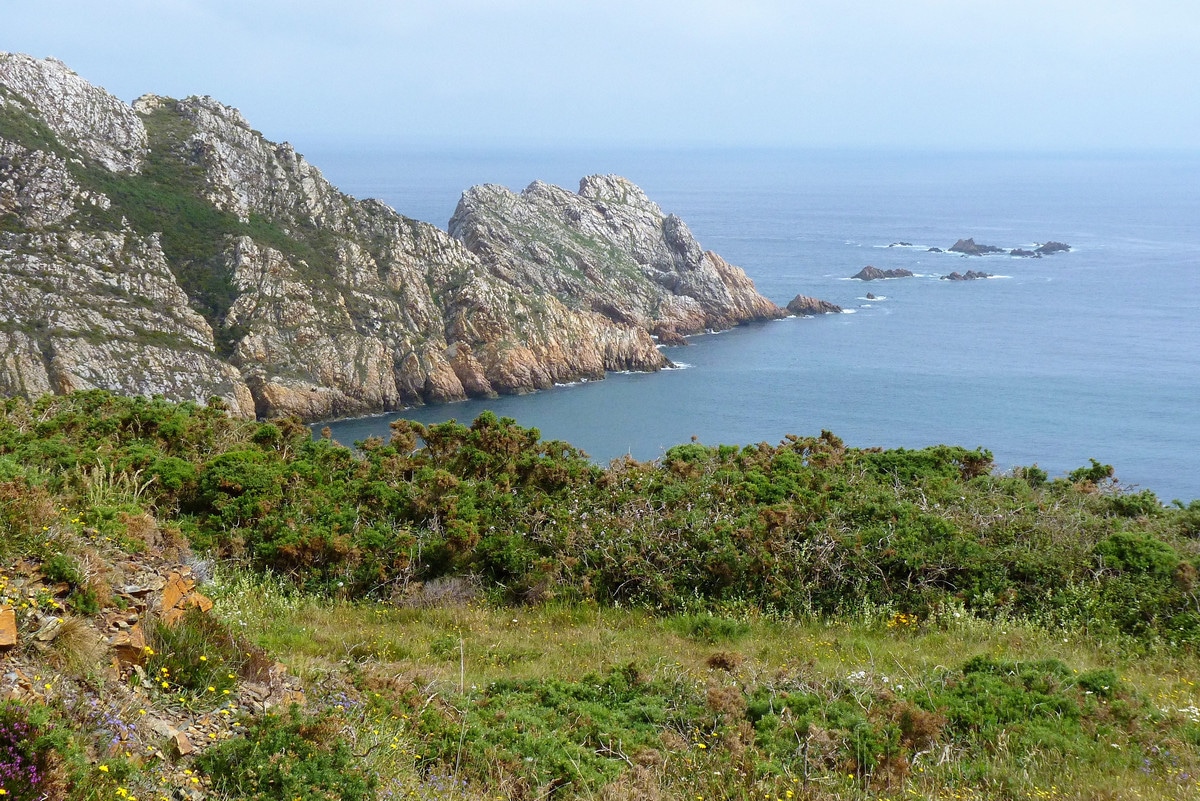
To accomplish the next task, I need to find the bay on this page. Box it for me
[308,147,1200,503]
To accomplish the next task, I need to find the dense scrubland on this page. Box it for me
[2,391,1200,800]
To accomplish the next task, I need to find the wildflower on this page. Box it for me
[199,655,207,662]
[99,765,109,773]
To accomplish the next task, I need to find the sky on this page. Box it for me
[5,0,1200,153]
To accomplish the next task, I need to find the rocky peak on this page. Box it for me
[578,173,661,216]
[450,173,785,336]
[0,52,147,172]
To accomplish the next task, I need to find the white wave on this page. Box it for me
[842,308,857,314]
[664,362,693,370]
[857,295,887,301]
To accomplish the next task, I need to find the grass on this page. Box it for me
[206,567,1200,800]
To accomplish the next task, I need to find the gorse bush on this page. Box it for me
[2,392,1198,645]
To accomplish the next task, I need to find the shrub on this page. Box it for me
[0,702,63,800]
[197,708,376,801]
[145,607,269,706]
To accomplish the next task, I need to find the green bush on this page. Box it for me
[145,608,266,706]
[197,708,376,801]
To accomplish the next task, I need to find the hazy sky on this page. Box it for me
[6,0,1199,152]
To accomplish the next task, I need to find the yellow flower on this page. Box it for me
[98,765,109,773]
[161,681,169,688]
[199,655,207,662]
[207,686,216,692]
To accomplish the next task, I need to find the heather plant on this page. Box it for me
[0,702,62,801]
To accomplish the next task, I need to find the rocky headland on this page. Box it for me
[0,53,804,421]
[851,265,915,281]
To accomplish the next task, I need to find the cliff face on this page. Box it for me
[0,53,781,420]
[450,175,784,343]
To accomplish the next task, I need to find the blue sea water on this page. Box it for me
[308,148,1200,503]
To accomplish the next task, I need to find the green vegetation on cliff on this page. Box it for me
[2,391,1200,800]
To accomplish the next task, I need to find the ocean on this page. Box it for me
[308,148,1200,503]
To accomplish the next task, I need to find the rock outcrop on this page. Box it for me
[448,175,786,344]
[851,266,914,281]
[941,270,993,281]
[787,295,842,315]
[1035,241,1070,255]
[948,238,1005,256]
[0,53,790,420]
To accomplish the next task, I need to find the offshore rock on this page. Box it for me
[941,270,993,281]
[851,266,914,281]
[0,54,786,420]
[1035,241,1070,255]
[948,238,1005,256]
[787,295,843,315]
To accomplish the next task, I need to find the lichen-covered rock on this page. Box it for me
[0,53,147,172]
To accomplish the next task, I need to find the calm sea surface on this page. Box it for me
[307,148,1200,503]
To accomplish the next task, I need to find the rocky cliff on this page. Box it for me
[0,53,788,420]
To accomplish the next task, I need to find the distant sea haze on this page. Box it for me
[313,148,1200,504]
